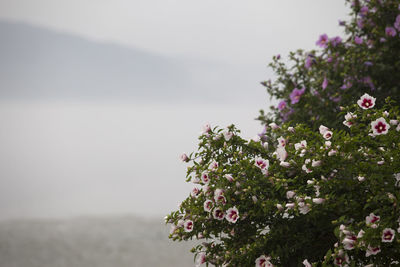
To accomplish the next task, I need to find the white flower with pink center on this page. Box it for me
[223,131,233,141]
[357,93,376,109]
[366,245,380,257]
[191,187,200,198]
[255,255,273,267]
[371,117,390,135]
[226,206,240,223]
[343,112,357,128]
[294,140,307,151]
[203,200,214,212]
[323,130,333,140]
[196,252,206,267]
[319,125,333,140]
[334,250,349,266]
[366,213,380,227]
[255,157,269,170]
[209,161,219,170]
[277,136,286,147]
[224,174,234,182]
[342,236,356,250]
[184,220,194,232]
[382,228,395,242]
[214,188,224,197]
[214,195,227,205]
[201,172,210,184]
[213,208,225,220]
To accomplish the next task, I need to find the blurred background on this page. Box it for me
[0,1,348,266]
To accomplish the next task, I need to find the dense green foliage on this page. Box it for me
[167,0,400,266]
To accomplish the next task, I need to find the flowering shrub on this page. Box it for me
[167,0,400,266]
[258,0,400,130]
[166,96,400,266]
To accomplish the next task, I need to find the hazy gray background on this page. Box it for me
[0,0,349,221]
[0,1,350,266]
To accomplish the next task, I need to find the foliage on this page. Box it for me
[258,0,400,131]
[167,0,400,266]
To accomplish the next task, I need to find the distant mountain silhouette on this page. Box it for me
[0,20,233,102]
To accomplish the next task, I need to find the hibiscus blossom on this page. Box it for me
[254,157,269,171]
[255,255,274,267]
[316,34,329,48]
[371,117,390,135]
[201,171,210,184]
[382,228,395,242]
[213,208,225,220]
[226,207,240,223]
[184,220,194,232]
[366,245,380,257]
[357,93,376,109]
[203,200,214,212]
[290,88,306,104]
[366,213,380,228]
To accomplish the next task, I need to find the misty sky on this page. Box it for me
[0,1,350,220]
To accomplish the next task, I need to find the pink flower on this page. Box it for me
[180,153,189,162]
[278,100,287,111]
[255,255,274,267]
[395,14,400,31]
[213,208,225,220]
[290,87,306,104]
[330,36,342,47]
[366,213,380,227]
[255,157,269,170]
[322,77,328,90]
[357,93,376,109]
[382,228,395,242]
[201,172,210,184]
[226,207,240,223]
[371,117,390,135]
[366,245,380,257]
[184,220,194,232]
[385,26,397,37]
[316,34,329,48]
[203,200,214,212]
[224,174,234,182]
[354,36,363,44]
